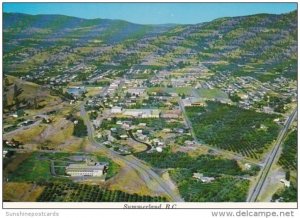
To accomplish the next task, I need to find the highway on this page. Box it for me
[247,107,297,202]
[80,103,184,202]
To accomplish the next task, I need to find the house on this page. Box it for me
[3,150,8,158]
[184,140,195,146]
[280,179,291,187]
[162,128,172,133]
[156,147,163,152]
[161,110,181,119]
[65,160,108,177]
[138,123,147,127]
[193,173,215,183]
[116,121,123,125]
[137,134,147,141]
[244,163,252,170]
[263,106,274,114]
[120,134,128,139]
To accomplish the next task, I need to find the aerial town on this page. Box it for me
[2,3,297,205]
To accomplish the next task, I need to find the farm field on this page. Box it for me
[136,149,257,202]
[278,129,297,170]
[185,102,281,159]
[37,182,167,202]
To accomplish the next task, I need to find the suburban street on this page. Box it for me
[247,107,297,202]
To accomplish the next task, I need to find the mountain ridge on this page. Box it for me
[3,10,297,81]
[3,10,297,26]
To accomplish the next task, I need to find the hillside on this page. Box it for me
[3,11,297,81]
[3,75,62,113]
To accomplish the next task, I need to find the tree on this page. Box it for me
[13,84,24,110]
[3,94,8,109]
[33,98,38,109]
[73,118,88,137]
[5,77,10,86]
[229,93,241,102]
[285,170,290,181]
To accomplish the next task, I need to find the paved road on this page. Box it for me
[3,120,41,136]
[127,129,152,154]
[80,103,183,202]
[247,107,297,202]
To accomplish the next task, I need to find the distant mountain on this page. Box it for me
[3,11,297,81]
[3,13,174,45]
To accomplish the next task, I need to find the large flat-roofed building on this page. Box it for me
[161,110,181,119]
[127,88,145,96]
[182,97,206,107]
[123,109,160,118]
[111,106,123,114]
[66,162,107,177]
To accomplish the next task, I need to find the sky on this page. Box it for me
[3,3,297,24]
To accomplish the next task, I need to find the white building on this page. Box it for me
[280,179,291,187]
[111,106,123,114]
[127,88,145,96]
[182,98,206,107]
[66,162,107,177]
[123,109,160,118]
[120,134,128,139]
[156,147,163,152]
[193,173,215,183]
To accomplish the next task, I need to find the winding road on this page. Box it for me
[127,129,152,154]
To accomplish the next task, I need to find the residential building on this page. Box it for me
[193,173,215,183]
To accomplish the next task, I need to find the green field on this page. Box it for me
[185,102,281,159]
[146,87,228,99]
[170,169,249,202]
[8,152,52,182]
[278,129,297,170]
[165,87,193,95]
[195,88,228,99]
[136,149,251,201]
[272,184,297,202]
[136,149,245,176]
[37,182,167,202]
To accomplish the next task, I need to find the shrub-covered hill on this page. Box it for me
[3,10,297,81]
